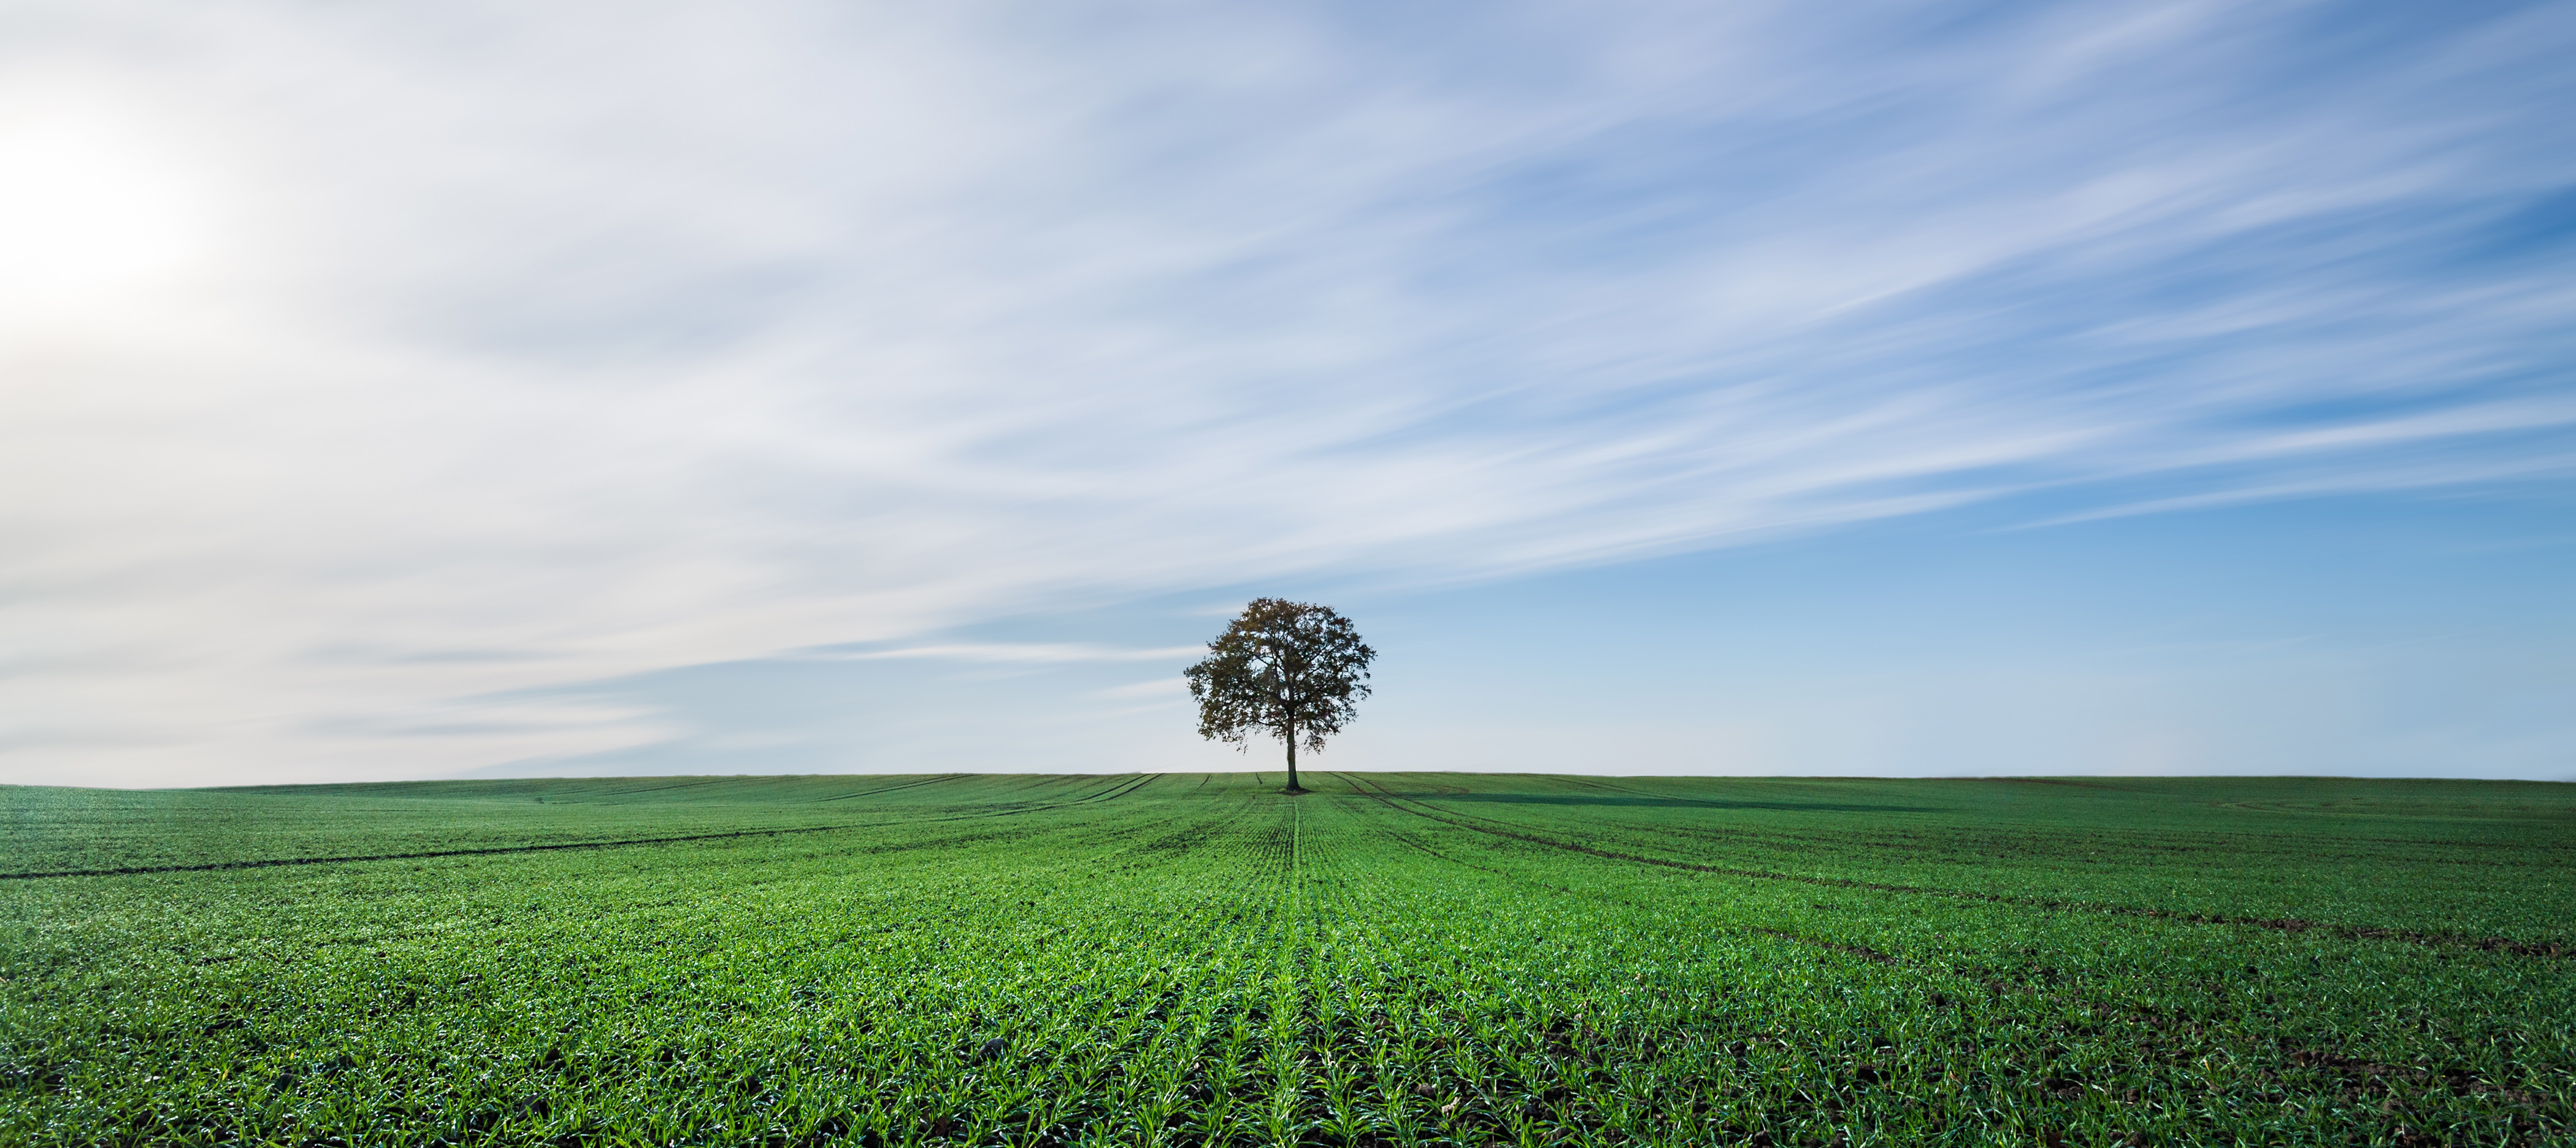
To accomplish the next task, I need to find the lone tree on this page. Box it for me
[1183,598,1374,794]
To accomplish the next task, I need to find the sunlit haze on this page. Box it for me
[2,1,2570,787]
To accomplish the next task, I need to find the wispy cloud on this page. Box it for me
[2,0,2570,784]
[809,642,1206,665]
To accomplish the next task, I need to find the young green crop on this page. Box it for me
[2,772,2568,1146]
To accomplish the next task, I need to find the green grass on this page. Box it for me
[4,771,2570,1146]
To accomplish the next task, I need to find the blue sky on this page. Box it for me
[496,493,2575,780]
[2,1,2570,785]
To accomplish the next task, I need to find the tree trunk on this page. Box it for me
[1284,720,1301,793]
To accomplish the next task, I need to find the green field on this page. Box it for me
[4,772,2571,1146]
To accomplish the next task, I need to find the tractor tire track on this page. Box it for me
[1342,777,2564,1127]
[1341,774,2570,960]
[1078,772,1163,804]
[808,774,972,803]
[1338,775,1903,969]
[1,782,1167,881]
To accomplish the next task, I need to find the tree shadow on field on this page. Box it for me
[1398,793,1938,813]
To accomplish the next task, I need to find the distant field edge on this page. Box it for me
[3,771,2569,796]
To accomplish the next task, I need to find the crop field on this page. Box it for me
[3,772,2571,1147]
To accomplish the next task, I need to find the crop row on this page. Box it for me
[2,771,2569,1146]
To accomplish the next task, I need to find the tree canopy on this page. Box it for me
[1182,598,1374,793]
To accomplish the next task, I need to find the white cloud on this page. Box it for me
[817,643,1206,665]
[1096,678,1190,701]
[2,0,2571,785]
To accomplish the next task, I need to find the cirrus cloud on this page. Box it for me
[2,0,2571,785]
